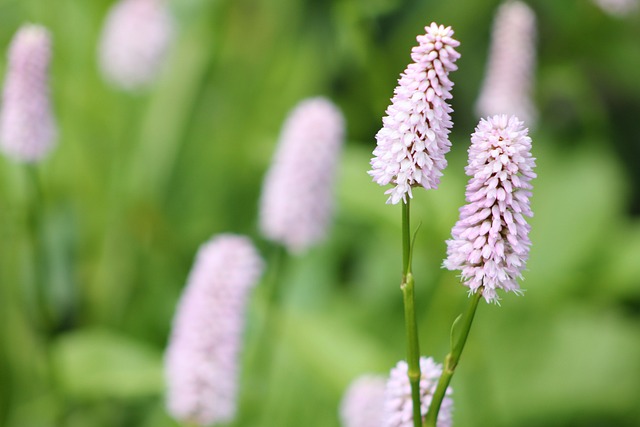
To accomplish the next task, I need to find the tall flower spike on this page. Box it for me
[475,1,538,126]
[340,375,387,427]
[444,115,536,304]
[369,23,460,205]
[259,97,345,254]
[98,0,174,91]
[384,357,453,427]
[164,234,264,426]
[0,24,56,163]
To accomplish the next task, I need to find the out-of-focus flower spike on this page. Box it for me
[475,1,538,126]
[369,23,460,205]
[0,24,56,163]
[340,375,386,427]
[98,0,174,91]
[259,97,345,254]
[384,357,453,427]
[594,0,638,16]
[444,115,536,304]
[164,234,264,426]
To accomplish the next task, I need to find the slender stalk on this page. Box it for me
[25,166,51,333]
[25,165,66,427]
[424,289,483,427]
[401,200,422,427]
[247,244,285,368]
[238,244,286,426]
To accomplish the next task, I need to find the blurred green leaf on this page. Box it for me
[525,142,627,301]
[52,329,163,400]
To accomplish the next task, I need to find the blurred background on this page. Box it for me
[1,0,640,426]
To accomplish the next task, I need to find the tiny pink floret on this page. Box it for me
[444,115,536,303]
[369,23,460,204]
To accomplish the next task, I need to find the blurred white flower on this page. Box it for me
[259,97,345,254]
[0,24,56,163]
[98,0,174,90]
[340,375,386,427]
[594,0,638,16]
[165,234,263,426]
[476,1,538,126]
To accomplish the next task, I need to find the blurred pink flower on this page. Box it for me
[259,97,345,254]
[594,0,638,16]
[369,23,460,205]
[98,0,174,90]
[165,234,263,426]
[384,357,453,427]
[340,375,386,427]
[475,1,537,126]
[444,115,536,304]
[0,24,56,163]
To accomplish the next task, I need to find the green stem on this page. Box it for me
[237,244,286,426]
[25,166,51,333]
[25,166,66,427]
[424,290,483,427]
[401,200,422,427]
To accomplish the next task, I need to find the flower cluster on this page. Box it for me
[340,375,387,427]
[0,24,56,163]
[259,97,345,254]
[384,357,453,427]
[98,0,174,90]
[444,115,536,304]
[475,1,537,126]
[369,23,460,204]
[164,234,263,426]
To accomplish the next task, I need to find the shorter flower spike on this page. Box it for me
[369,23,460,205]
[259,97,345,254]
[165,234,263,426]
[475,1,538,126]
[340,375,386,427]
[384,357,453,427]
[98,0,174,91]
[0,24,56,163]
[444,115,536,304]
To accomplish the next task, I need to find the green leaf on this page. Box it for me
[52,329,164,400]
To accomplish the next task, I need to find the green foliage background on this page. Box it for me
[1,0,640,426]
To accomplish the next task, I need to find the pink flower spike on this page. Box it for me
[384,357,453,427]
[259,97,345,254]
[475,1,538,126]
[444,115,536,304]
[340,375,386,427]
[98,0,174,91]
[369,23,460,205]
[0,24,56,163]
[164,234,264,426]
